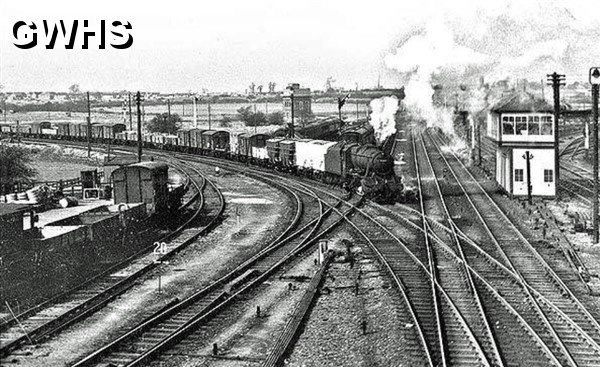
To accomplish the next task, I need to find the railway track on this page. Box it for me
[411,133,502,366]
[423,130,600,366]
[73,173,356,366]
[561,162,596,204]
[260,174,487,366]
[560,137,585,160]
[0,163,223,361]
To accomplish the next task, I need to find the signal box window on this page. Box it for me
[502,116,515,135]
[515,116,527,135]
[528,116,540,135]
[541,116,553,135]
[544,169,554,183]
[514,169,524,182]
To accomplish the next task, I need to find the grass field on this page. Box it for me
[30,158,101,182]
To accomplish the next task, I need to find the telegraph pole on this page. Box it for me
[254,103,257,134]
[547,72,565,197]
[593,84,599,242]
[87,91,91,158]
[167,99,171,120]
[289,93,295,138]
[128,92,133,130]
[136,91,143,163]
[590,67,600,242]
[477,121,482,165]
[193,96,198,129]
[208,100,212,130]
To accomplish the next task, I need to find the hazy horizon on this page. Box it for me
[1,0,599,93]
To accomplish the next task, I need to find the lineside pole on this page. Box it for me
[136,91,143,163]
[128,92,133,130]
[547,72,565,197]
[87,91,91,158]
[592,83,599,243]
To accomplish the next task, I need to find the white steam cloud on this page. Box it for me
[385,20,486,136]
[383,2,600,134]
[369,96,399,145]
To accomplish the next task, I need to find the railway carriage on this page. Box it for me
[55,122,71,137]
[189,128,205,152]
[17,124,32,135]
[91,123,105,140]
[30,121,52,137]
[279,139,298,172]
[266,137,286,165]
[201,130,230,157]
[177,129,191,150]
[163,134,179,151]
[237,133,270,164]
[104,123,126,141]
[295,139,338,179]
[69,122,84,140]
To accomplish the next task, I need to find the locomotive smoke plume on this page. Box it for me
[369,96,399,145]
[383,1,600,146]
[384,19,486,138]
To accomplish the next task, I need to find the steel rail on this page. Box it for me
[414,133,504,366]
[428,130,600,365]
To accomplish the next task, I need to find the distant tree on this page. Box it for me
[146,113,182,134]
[267,111,285,125]
[237,106,253,122]
[68,84,81,94]
[219,115,232,127]
[0,144,37,194]
[237,106,269,126]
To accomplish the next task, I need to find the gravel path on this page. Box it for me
[285,229,419,367]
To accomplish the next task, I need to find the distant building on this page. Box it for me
[282,83,312,125]
[486,91,556,197]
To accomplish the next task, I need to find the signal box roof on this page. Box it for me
[490,90,553,113]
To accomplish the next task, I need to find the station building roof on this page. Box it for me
[490,90,553,113]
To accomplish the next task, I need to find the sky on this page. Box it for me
[1,0,599,93]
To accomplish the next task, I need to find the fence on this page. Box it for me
[1,172,106,202]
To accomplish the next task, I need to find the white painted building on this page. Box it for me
[487,91,556,197]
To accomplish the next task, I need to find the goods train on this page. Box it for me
[0,121,405,203]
